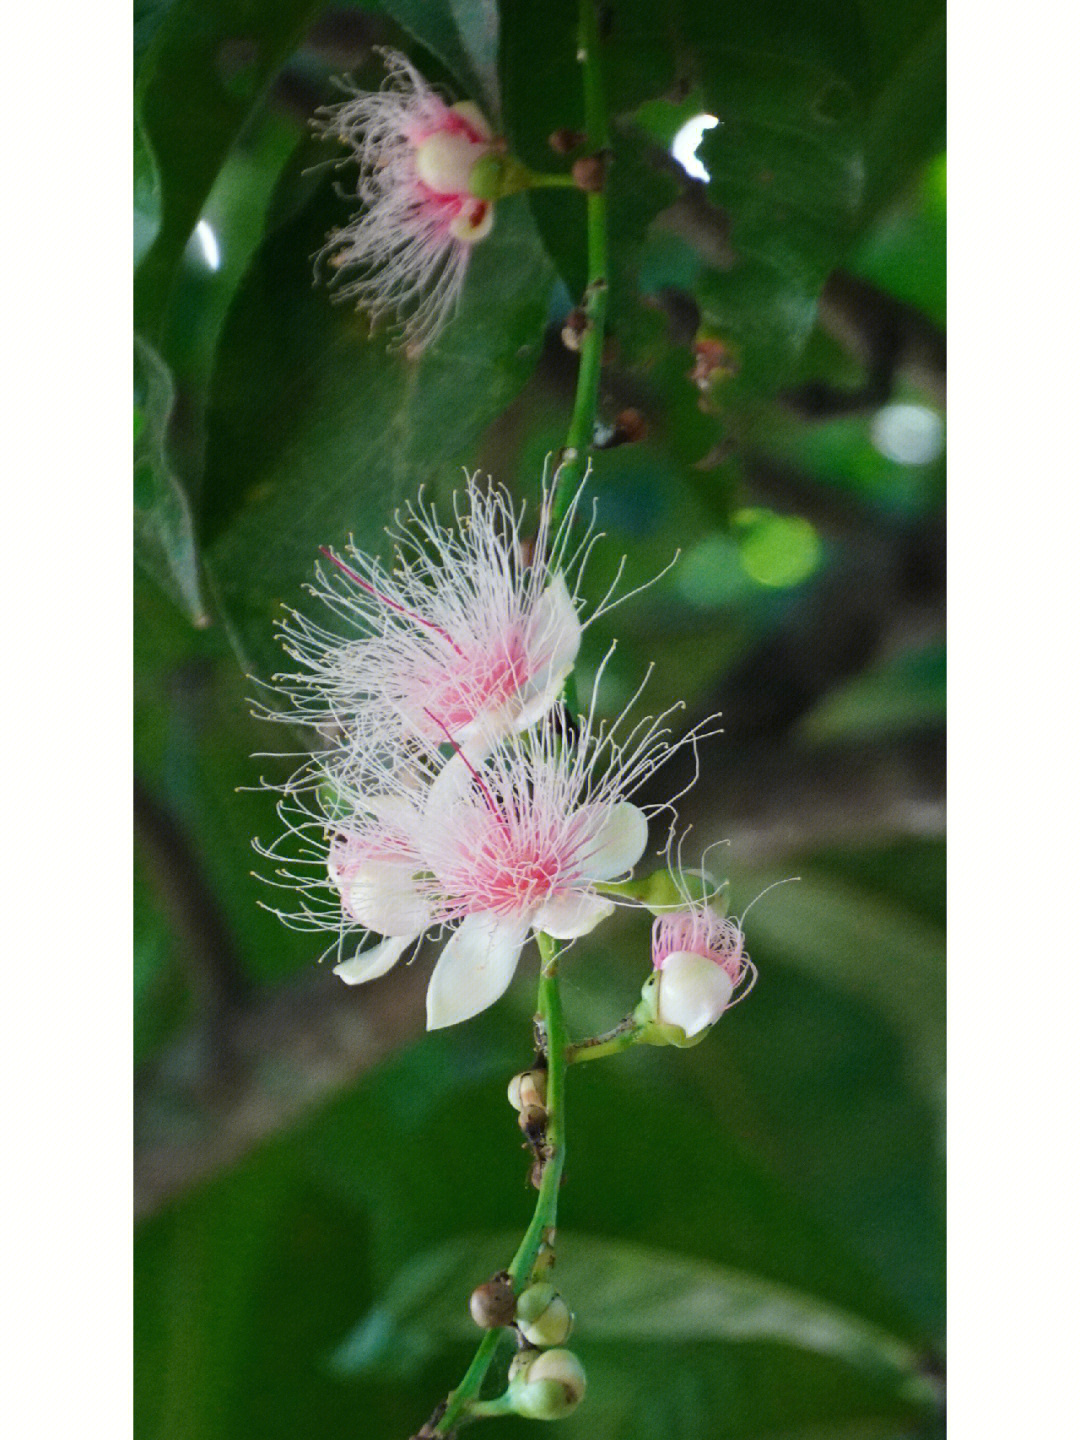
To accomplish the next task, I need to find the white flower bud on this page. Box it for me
[507,1348,586,1419]
[515,1282,574,1347]
[507,1068,548,1113]
[653,951,737,1037]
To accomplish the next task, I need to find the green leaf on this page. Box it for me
[380,0,500,114]
[134,335,211,623]
[201,177,554,676]
[335,1229,927,1384]
[134,0,321,342]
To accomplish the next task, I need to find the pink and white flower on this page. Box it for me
[649,902,755,1037]
[259,685,685,1029]
[269,477,600,770]
[313,50,500,351]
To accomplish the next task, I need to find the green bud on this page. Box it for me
[468,152,535,201]
[515,1282,574,1347]
[507,1348,586,1420]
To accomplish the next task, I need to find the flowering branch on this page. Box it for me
[553,0,611,521]
[426,934,570,1436]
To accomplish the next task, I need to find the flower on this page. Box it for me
[267,477,594,767]
[647,902,755,1038]
[258,677,687,1030]
[329,706,671,1030]
[313,50,500,351]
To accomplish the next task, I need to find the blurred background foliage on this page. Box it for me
[134,1,945,1436]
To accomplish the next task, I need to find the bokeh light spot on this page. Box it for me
[870,402,944,466]
[735,508,822,588]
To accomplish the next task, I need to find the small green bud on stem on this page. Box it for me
[507,1349,587,1419]
[516,1283,574,1347]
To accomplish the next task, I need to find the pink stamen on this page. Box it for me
[422,707,507,825]
[320,547,466,656]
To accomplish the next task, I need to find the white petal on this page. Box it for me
[532,890,615,939]
[424,749,483,819]
[425,911,530,1030]
[363,792,419,829]
[340,860,431,936]
[512,664,573,733]
[334,934,413,986]
[656,952,736,1037]
[527,573,582,678]
[580,802,649,880]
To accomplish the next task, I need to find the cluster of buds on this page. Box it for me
[468,1262,582,1420]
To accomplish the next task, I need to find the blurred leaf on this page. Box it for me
[136,1156,385,1440]
[134,851,191,1066]
[849,155,946,326]
[802,645,945,742]
[134,571,315,984]
[134,0,321,341]
[201,180,553,676]
[134,335,211,623]
[380,0,500,113]
[334,1229,926,1383]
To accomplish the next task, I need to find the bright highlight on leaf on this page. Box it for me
[194,218,221,271]
[671,113,719,182]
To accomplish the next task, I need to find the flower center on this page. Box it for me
[426,631,530,733]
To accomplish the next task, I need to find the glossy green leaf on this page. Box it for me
[380,0,500,113]
[201,177,554,677]
[334,1229,927,1382]
[134,0,321,341]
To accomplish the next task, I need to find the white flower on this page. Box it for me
[313,50,500,352]
[265,477,605,772]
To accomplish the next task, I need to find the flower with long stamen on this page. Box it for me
[325,689,690,1029]
[313,50,501,352]
[265,477,595,771]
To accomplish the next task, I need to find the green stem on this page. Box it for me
[552,0,611,524]
[432,936,569,1434]
[508,936,568,1285]
[526,170,578,190]
[567,1017,645,1064]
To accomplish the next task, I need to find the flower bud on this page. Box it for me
[515,1283,574,1347]
[571,152,609,192]
[469,1270,516,1329]
[507,1068,547,1113]
[635,902,753,1044]
[518,1104,548,1149]
[507,1348,586,1419]
[548,127,587,154]
[653,951,737,1037]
